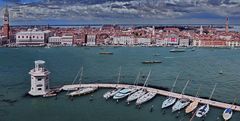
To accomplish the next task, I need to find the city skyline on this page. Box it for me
[0,0,240,25]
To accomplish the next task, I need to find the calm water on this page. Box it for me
[0,47,240,121]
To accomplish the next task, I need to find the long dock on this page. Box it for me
[61,83,240,111]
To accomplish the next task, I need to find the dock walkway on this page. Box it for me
[61,83,240,111]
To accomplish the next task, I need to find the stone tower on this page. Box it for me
[2,5,10,39]
[28,60,50,96]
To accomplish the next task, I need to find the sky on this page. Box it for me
[0,0,240,25]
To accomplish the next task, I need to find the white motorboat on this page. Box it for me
[162,97,176,109]
[196,84,217,118]
[172,98,190,112]
[67,87,98,96]
[103,88,122,99]
[113,87,137,100]
[136,92,157,105]
[196,104,209,117]
[161,74,179,109]
[126,89,146,102]
[222,108,233,120]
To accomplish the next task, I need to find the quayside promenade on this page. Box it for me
[61,83,240,111]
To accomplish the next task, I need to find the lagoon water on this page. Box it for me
[0,47,240,121]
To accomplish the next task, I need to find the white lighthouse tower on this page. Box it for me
[28,60,50,96]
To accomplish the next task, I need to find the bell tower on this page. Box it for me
[2,5,10,39]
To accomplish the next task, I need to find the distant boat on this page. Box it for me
[219,70,223,74]
[170,48,186,52]
[142,60,162,64]
[99,52,113,55]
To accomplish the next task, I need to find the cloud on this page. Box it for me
[0,0,240,24]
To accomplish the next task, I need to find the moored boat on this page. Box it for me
[127,89,146,102]
[196,84,217,118]
[196,104,209,117]
[99,52,113,55]
[172,98,190,112]
[67,87,98,96]
[185,85,201,113]
[162,74,180,109]
[222,108,233,120]
[113,87,137,100]
[136,92,157,105]
[172,80,191,112]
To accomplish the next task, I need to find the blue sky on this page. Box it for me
[0,0,240,25]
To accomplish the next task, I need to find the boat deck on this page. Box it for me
[61,83,240,111]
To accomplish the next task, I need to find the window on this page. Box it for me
[36,84,43,87]
[38,78,42,81]
[18,36,20,38]
[37,88,42,91]
[26,36,28,38]
[22,36,24,38]
[33,36,35,38]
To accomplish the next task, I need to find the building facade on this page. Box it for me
[86,34,96,46]
[16,29,50,45]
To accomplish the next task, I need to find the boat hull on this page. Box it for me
[196,104,209,118]
[185,101,199,113]
[222,108,233,120]
[162,97,176,109]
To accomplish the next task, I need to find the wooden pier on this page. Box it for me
[61,83,240,111]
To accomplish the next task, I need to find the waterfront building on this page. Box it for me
[86,34,96,46]
[136,37,152,45]
[0,36,8,45]
[61,35,73,45]
[179,38,190,47]
[2,5,10,40]
[226,41,240,47]
[166,34,179,45]
[48,36,62,45]
[16,28,50,45]
[28,60,50,96]
[112,36,134,45]
[156,39,167,46]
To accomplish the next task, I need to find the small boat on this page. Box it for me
[136,92,157,105]
[219,70,223,74]
[196,84,217,118]
[196,104,209,117]
[142,60,162,64]
[172,80,191,112]
[113,87,137,100]
[222,108,233,120]
[170,48,186,52]
[162,74,180,109]
[172,98,190,112]
[67,87,98,96]
[43,93,57,97]
[99,52,113,54]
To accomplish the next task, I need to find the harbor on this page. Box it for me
[1,47,240,121]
